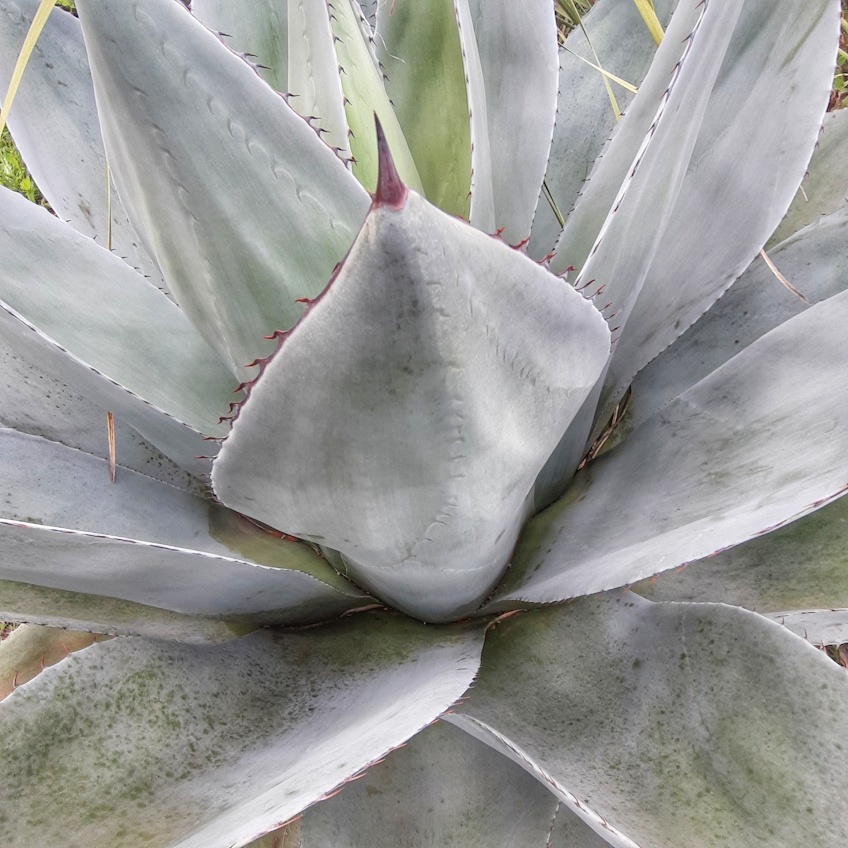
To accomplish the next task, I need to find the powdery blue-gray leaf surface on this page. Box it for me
[0,0,169,294]
[532,0,718,507]
[488,289,848,608]
[0,428,371,624]
[0,187,237,475]
[75,0,371,379]
[767,108,848,248]
[763,609,848,648]
[298,719,610,848]
[191,0,288,92]
[213,170,610,622]
[628,205,848,430]
[451,595,848,847]
[0,330,198,492]
[549,0,713,277]
[0,613,485,848]
[467,0,558,244]
[634,493,848,615]
[528,0,676,258]
[597,0,838,427]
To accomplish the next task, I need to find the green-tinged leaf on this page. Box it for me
[0,623,101,701]
[0,579,250,642]
[467,0,558,243]
[192,0,288,92]
[0,0,169,293]
[451,595,848,847]
[0,186,238,474]
[529,0,676,258]
[0,428,371,624]
[298,719,610,848]
[488,289,848,608]
[286,0,351,160]
[375,0,474,220]
[328,0,422,193]
[74,0,371,379]
[0,613,484,848]
[628,206,848,429]
[213,174,609,622]
[634,493,848,619]
[592,0,839,432]
[768,108,848,247]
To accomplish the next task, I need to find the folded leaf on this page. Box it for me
[594,0,839,430]
[0,428,371,624]
[628,205,848,429]
[528,0,676,257]
[0,613,484,848]
[467,0,558,244]
[489,288,848,607]
[214,149,609,621]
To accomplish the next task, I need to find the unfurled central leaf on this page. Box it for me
[212,137,610,621]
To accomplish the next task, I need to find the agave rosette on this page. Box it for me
[0,0,847,844]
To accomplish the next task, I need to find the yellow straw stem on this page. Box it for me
[632,0,665,45]
[0,0,57,135]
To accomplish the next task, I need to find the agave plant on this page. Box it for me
[0,0,847,844]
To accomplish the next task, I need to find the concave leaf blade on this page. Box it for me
[489,287,848,608]
[0,0,169,293]
[0,613,484,848]
[0,331,199,491]
[628,205,848,429]
[0,187,239,474]
[466,0,558,245]
[591,0,840,432]
[74,0,371,378]
[213,151,610,622]
[298,719,610,848]
[529,0,677,258]
[0,428,370,625]
[633,493,848,627]
[767,108,848,248]
[451,595,848,847]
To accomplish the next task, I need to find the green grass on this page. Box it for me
[0,127,40,204]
